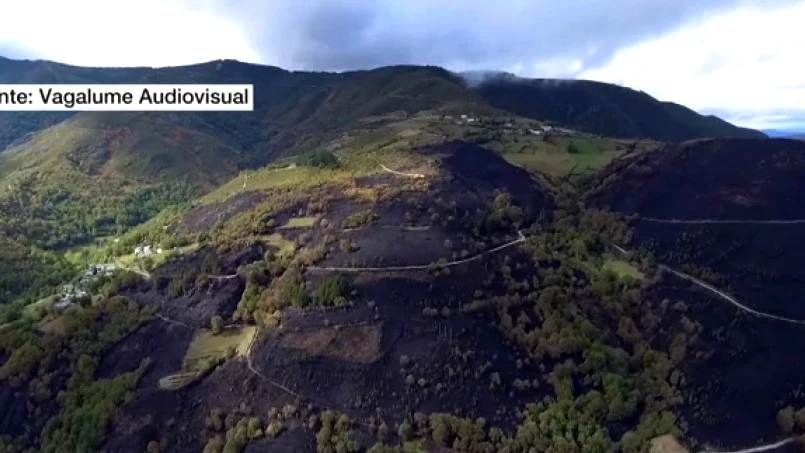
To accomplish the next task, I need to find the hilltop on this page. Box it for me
[468,73,766,141]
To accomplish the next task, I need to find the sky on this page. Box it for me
[0,0,803,131]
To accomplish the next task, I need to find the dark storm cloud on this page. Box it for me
[220,0,796,75]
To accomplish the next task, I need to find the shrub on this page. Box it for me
[313,275,350,306]
[342,210,379,229]
[295,150,340,169]
[210,315,224,334]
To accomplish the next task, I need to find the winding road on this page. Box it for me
[614,244,805,453]
[308,231,526,273]
[611,245,805,327]
[379,163,425,178]
[698,437,798,453]
[638,217,805,225]
[153,313,191,329]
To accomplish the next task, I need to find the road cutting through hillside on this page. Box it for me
[153,313,191,329]
[209,274,238,280]
[638,217,805,225]
[379,163,425,178]
[308,230,526,272]
[698,437,798,453]
[612,245,805,327]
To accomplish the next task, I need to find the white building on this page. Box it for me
[134,245,163,259]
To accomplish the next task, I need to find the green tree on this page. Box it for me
[778,406,795,433]
[210,315,224,334]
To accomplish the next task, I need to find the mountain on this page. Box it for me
[469,73,766,141]
[1,57,803,453]
[0,57,763,153]
[763,128,805,138]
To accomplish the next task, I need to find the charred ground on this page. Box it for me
[588,137,805,450]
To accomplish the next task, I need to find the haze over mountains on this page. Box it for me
[763,129,805,140]
[1,55,805,453]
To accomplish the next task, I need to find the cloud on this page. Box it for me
[0,0,261,67]
[221,0,781,74]
[0,0,802,129]
[1,0,781,73]
[579,1,805,130]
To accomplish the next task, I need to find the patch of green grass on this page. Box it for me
[202,166,355,204]
[182,326,255,371]
[280,216,317,229]
[23,295,58,319]
[503,137,625,177]
[260,233,296,257]
[602,259,644,280]
[403,439,426,453]
[159,325,256,391]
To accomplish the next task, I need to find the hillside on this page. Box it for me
[470,74,765,141]
[587,138,805,448]
[1,57,803,453]
[588,138,805,316]
[0,138,718,453]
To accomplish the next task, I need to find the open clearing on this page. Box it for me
[651,435,689,453]
[259,233,296,257]
[602,259,644,280]
[279,322,382,363]
[183,325,256,370]
[279,216,318,229]
[158,325,256,391]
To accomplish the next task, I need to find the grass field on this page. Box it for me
[182,326,256,371]
[24,295,58,318]
[503,137,627,177]
[602,259,644,280]
[260,233,296,257]
[279,216,318,229]
[159,325,256,391]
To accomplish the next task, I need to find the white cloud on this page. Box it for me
[579,1,805,129]
[0,0,260,67]
[0,0,801,130]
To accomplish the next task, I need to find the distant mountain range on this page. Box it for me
[0,56,765,153]
[762,128,805,139]
[464,71,766,141]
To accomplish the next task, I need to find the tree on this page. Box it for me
[567,142,580,154]
[795,407,805,431]
[397,421,413,441]
[313,275,350,306]
[210,315,224,334]
[778,406,795,433]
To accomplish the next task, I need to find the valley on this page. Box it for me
[0,57,803,453]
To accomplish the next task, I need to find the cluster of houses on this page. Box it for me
[442,114,581,137]
[53,244,161,310]
[56,284,89,308]
[56,263,119,308]
[134,245,163,258]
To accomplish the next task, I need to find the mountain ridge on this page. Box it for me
[0,56,764,152]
